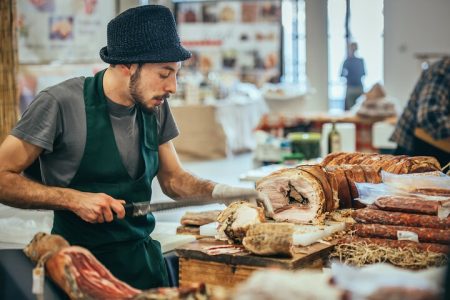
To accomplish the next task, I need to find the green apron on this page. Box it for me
[51,69,168,289]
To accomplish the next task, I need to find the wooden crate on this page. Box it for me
[176,238,335,288]
[179,258,262,288]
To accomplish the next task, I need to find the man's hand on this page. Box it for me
[212,184,274,218]
[69,191,126,223]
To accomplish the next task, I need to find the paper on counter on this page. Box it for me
[293,221,345,246]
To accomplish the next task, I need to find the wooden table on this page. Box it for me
[176,237,335,288]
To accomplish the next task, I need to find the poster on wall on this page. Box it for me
[17,0,115,64]
[176,0,281,85]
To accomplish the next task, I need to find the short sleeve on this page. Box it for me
[11,91,62,153]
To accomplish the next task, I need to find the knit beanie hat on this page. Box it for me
[100,5,191,64]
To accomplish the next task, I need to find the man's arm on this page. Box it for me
[157,141,274,216]
[157,141,215,198]
[0,135,125,223]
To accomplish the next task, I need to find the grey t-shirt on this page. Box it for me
[11,77,179,187]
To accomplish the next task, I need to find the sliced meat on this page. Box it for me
[375,196,448,215]
[321,152,347,166]
[257,167,328,224]
[216,201,265,244]
[321,152,441,173]
[298,165,334,212]
[353,208,450,229]
[242,223,294,257]
[339,236,450,254]
[360,165,382,183]
[180,210,221,226]
[324,166,352,209]
[354,224,450,244]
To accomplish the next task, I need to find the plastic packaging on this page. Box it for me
[381,171,450,193]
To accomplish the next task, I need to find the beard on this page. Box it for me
[129,64,169,113]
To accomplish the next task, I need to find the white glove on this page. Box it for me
[212,184,258,200]
[212,184,274,218]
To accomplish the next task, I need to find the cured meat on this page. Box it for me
[375,196,449,215]
[242,223,295,257]
[24,233,140,300]
[354,224,450,244]
[339,237,450,254]
[256,165,338,224]
[353,208,450,229]
[412,188,450,197]
[321,152,441,173]
[367,287,440,300]
[324,166,353,208]
[216,201,265,244]
[180,210,221,226]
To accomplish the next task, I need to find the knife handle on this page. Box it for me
[123,203,135,217]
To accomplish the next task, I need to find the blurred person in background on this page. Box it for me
[341,42,366,110]
[390,57,450,167]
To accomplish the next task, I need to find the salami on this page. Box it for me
[339,236,450,254]
[353,208,450,229]
[354,223,450,244]
[375,196,447,215]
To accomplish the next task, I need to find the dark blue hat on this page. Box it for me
[100,5,191,64]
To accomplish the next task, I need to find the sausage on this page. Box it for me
[412,188,450,197]
[374,196,446,215]
[353,223,450,244]
[353,208,449,229]
[339,236,450,254]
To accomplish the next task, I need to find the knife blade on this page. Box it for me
[123,192,258,217]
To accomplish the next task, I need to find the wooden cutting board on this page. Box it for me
[176,237,336,269]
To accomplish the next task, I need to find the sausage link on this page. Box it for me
[354,223,450,244]
[353,208,449,229]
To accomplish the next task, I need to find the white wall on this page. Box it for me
[305,0,329,112]
[384,0,450,107]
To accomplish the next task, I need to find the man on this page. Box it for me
[390,57,450,166]
[341,42,366,110]
[0,5,270,289]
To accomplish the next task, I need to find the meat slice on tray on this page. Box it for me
[256,165,338,224]
[180,210,222,226]
[216,201,265,244]
[242,223,295,257]
[24,232,140,300]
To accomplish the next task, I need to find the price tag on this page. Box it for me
[397,230,419,242]
[437,206,450,219]
[32,266,45,295]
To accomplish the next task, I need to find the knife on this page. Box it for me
[123,192,259,217]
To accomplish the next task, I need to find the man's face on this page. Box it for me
[128,62,181,112]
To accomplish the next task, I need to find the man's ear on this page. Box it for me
[117,64,133,76]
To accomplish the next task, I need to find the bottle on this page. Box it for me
[328,122,341,154]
